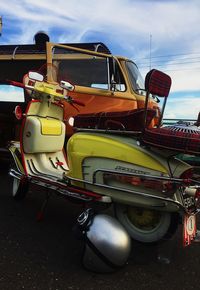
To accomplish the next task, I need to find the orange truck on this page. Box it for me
[0,33,159,160]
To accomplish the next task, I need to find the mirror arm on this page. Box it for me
[142,91,150,132]
[158,97,167,127]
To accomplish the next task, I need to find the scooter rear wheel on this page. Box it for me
[115,204,179,244]
[12,177,29,201]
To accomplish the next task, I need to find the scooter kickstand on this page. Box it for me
[37,191,51,222]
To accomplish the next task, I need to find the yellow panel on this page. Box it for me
[39,118,62,135]
[67,133,168,179]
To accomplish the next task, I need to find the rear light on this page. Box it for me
[103,173,175,195]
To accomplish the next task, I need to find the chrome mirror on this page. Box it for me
[60,80,74,91]
[28,71,44,82]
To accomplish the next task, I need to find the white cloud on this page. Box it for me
[0,0,200,119]
[164,95,200,119]
[1,0,200,49]
[140,56,200,93]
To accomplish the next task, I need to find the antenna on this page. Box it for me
[149,34,152,70]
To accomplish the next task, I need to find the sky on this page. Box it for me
[0,0,200,119]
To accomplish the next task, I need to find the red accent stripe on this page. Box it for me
[31,175,102,200]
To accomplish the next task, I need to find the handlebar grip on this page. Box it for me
[7,80,25,89]
[72,99,85,107]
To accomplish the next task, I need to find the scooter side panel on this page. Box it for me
[67,132,169,180]
[81,156,180,212]
[66,133,191,211]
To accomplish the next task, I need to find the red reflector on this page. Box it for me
[14,105,23,120]
[56,161,64,166]
[56,89,63,94]
[28,80,35,86]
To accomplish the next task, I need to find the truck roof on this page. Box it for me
[0,42,111,59]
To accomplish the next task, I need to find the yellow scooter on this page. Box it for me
[8,68,200,246]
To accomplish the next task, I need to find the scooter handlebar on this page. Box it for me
[7,80,37,91]
[65,96,85,107]
[7,80,25,89]
[72,99,85,107]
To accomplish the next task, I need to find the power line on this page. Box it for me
[140,66,200,72]
[137,56,200,66]
[139,60,200,69]
[138,51,200,60]
[164,67,200,72]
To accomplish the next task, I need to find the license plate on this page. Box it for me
[183,214,196,247]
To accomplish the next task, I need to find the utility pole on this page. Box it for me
[0,16,2,36]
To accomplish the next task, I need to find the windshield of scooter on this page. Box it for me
[126,61,145,94]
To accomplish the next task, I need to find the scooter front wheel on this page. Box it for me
[115,204,179,244]
[12,177,29,201]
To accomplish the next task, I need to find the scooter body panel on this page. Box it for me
[66,132,191,211]
[67,132,190,179]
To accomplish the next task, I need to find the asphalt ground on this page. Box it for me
[0,164,200,290]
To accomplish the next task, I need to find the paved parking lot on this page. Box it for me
[1,165,200,290]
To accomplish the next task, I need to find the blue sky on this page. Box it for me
[0,0,200,119]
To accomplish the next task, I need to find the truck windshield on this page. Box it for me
[126,61,145,93]
[51,46,126,92]
[52,46,109,90]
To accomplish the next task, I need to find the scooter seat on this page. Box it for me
[74,108,157,132]
[143,122,200,155]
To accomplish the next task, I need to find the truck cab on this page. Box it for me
[0,36,159,162]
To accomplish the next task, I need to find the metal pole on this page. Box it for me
[149,34,152,70]
[0,16,2,36]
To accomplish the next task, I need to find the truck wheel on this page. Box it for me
[12,177,29,201]
[115,204,179,244]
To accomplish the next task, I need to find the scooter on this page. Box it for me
[8,68,200,247]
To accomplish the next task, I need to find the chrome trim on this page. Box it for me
[65,175,186,211]
[93,168,183,184]
[8,167,199,213]
[9,169,109,203]
[9,168,23,180]
[75,128,142,135]
[8,147,23,173]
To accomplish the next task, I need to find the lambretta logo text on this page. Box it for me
[115,165,149,175]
